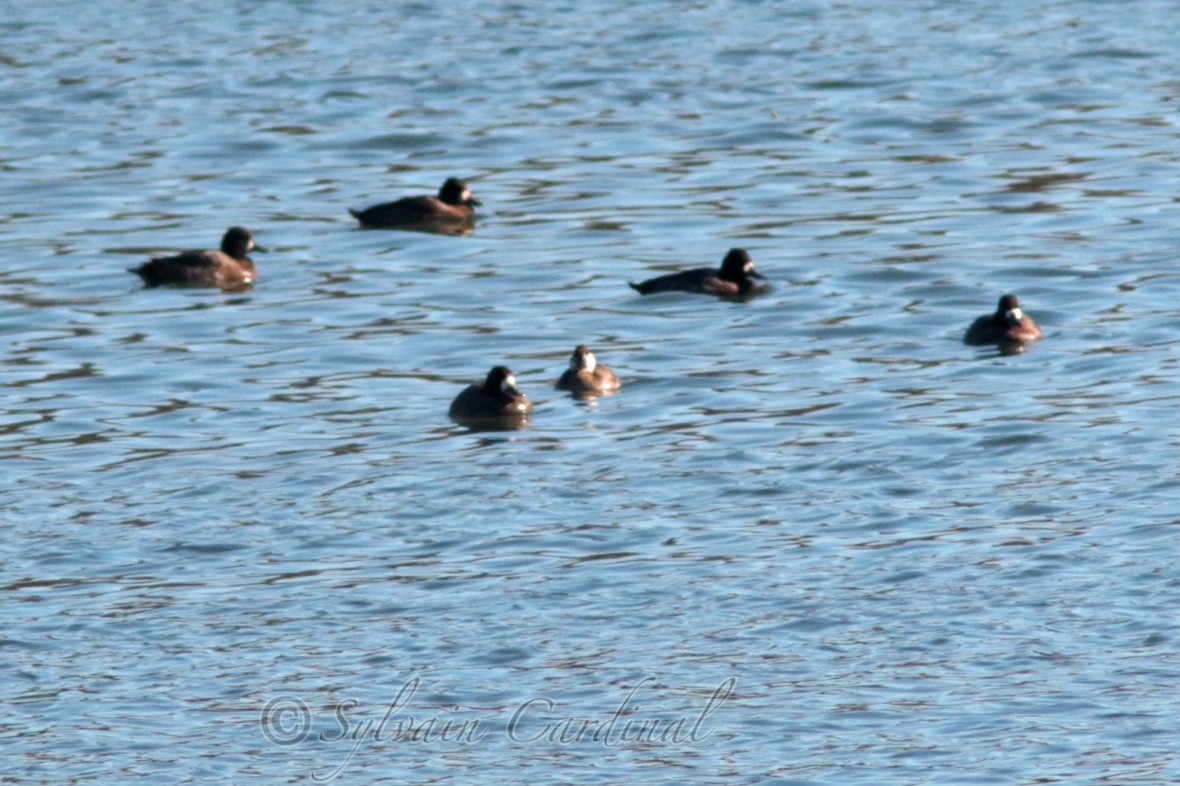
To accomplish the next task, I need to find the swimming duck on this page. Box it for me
[555,345,620,395]
[964,294,1043,346]
[449,366,532,422]
[129,227,261,290]
[629,248,764,296]
[350,177,480,228]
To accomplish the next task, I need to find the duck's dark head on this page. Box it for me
[221,227,259,258]
[569,345,597,372]
[440,178,480,207]
[720,248,762,282]
[484,365,522,398]
[997,294,1023,325]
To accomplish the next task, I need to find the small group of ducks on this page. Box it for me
[449,345,620,424]
[128,178,480,291]
[126,178,769,297]
[449,292,1043,424]
[125,176,1043,428]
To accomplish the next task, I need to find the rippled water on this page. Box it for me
[4,1,1180,783]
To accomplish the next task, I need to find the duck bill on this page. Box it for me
[467,197,482,207]
[748,268,765,279]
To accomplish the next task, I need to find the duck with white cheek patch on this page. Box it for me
[965,294,1043,348]
[555,345,620,395]
[629,248,765,297]
[449,366,532,425]
[350,177,480,230]
[129,227,264,291]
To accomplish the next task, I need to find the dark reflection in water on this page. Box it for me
[353,220,474,237]
[450,415,531,433]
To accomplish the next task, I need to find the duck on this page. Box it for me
[555,345,620,395]
[350,177,480,228]
[129,227,261,290]
[449,366,532,423]
[629,248,764,296]
[964,294,1043,346]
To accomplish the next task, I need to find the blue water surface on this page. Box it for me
[2,1,1180,783]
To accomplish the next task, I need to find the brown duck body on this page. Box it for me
[130,227,259,291]
[965,294,1043,346]
[555,345,620,395]
[630,248,764,297]
[350,178,480,228]
[449,366,532,422]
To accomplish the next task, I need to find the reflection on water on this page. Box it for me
[353,219,474,237]
[3,1,1180,784]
